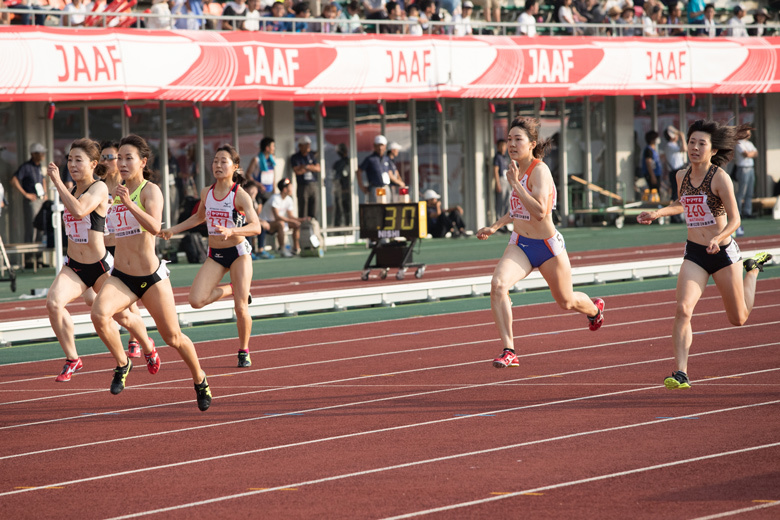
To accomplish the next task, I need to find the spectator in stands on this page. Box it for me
[580,0,606,34]
[259,177,304,257]
[147,0,174,29]
[264,0,289,31]
[61,0,92,27]
[424,189,467,238]
[406,4,424,34]
[173,0,204,29]
[605,5,622,35]
[453,0,475,35]
[221,0,248,29]
[313,2,339,33]
[475,0,504,24]
[11,142,47,245]
[364,0,388,20]
[617,5,638,36]
[726,4,748,36]
[338,0,363,33]
[687,0,705,32]
[556,0,585,35]
[243,0,262,29]
[290,1,311,32]
[702,3,718,37]
[201,0,223,29]
[749,7,773,36]
[381,1,405,34]
[416,0,443,34]
[641,2,661,35]
[290,135,320,219]
[517,0,539,36]
[666,2,685,36]
[0,0,9,26]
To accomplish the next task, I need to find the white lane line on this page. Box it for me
[380,442,780,520]
[689,501,780,520]
[0,347,777,465]
[3,376,779,501]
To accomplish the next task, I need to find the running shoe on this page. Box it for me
[127,340,141,358]
[237,351,252,368]
[744,252,773,273]
[492,349,519,368]
[664,371,691,389]
[55,358,83,382]
[145,340,161,375]
[588,298,605,331]
[195,376,212,411]
[110,360,133,395]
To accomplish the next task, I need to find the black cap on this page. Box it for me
[277,178,291,191]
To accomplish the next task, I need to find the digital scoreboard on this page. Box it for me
[358,202,427,240]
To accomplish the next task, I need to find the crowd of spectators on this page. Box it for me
[1,0,776,36]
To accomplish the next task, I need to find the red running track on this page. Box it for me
[2,234,779,324]
[0,278,778,518]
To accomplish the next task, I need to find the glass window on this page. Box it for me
[0,104,20,241]
[384,100,412,193]
[443,99,467,208]
[322,103,351,229]
[236,101,265,180]
[88,106,121,143]
[164,103,198,213]
[53,107,85,180]
[415,100,441,198]
[202,102,234,167]
[589,97,607,187]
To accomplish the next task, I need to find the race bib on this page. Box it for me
[63,211,90,243]
[206,208,235,235]
[509,190,530,221]
[681,194,716,228]
[106,204,141,237]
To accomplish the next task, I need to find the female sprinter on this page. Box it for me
[160,144,264,368]
[96,140,144,358]
[477,116,605,369]
[90,134,212,411]
[638,120,772,389]
[46,138,159,382]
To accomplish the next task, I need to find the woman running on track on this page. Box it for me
[92,140,145,358]
[160,144,264,368]
[637,119,772,389]
[90,134,212,411]
[46,138,159,382]
[477,116,605,369]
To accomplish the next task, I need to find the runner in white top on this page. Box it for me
[161,144,265,368]
[477,117,605,370]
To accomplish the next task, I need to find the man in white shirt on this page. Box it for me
[517,0,538,36]
[726,4,748,37]
[453,1,475,36]
[259,178,305,257]
[734,129,758,218]
[61,0,93,27]
[702,4,717,37]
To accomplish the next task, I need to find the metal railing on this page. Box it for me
[1,7,777,37]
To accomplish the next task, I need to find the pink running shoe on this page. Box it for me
[55,358,83,382]
[588,298,605,331]
[127,340,142,358]
[492,349,519,368]
[144,339,161,375]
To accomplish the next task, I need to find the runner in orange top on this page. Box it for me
[638,119,772,389]
[477,117,604,369]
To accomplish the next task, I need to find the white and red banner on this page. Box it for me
[1,27,779,102]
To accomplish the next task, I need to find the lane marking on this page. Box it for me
[380,443,780,520]
[3,380,778,500]
[689,500,780,520]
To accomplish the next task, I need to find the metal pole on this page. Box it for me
[196,102,205,191]
[160,101,171,230]
[409,99,419,202]
[585,97,592,209]
[316,101,326,228]
[439,99,448,208]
